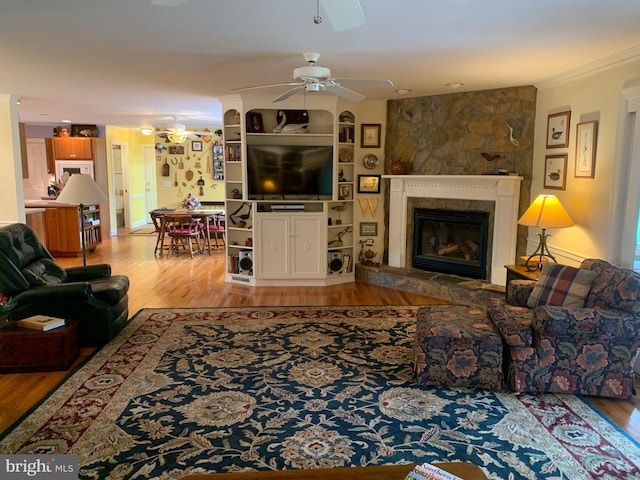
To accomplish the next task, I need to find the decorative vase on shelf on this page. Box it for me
[390,158,407,175]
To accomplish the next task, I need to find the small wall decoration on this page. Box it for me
[358,174,381,194]
[544,154,568,190]
[71,124,98,137]
[359,222,378,236]
[546,111,571,148]
[168,145,185,155]
[360,124,381,148]
[192,141,203,152]
[246,112,264,133]
[575,121,597,178]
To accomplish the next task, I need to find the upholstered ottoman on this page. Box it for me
[414,305,503,390]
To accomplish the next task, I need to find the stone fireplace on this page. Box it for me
[384,175,522,285]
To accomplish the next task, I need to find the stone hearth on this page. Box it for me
[356,264,505,308]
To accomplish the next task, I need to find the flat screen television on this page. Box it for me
[247,144,333,200]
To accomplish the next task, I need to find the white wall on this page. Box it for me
[531,57,640,265]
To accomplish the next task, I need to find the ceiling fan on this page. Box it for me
[231,52,393,103]
[150,0,365,31]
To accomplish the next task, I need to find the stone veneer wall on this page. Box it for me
[384,85,536,260]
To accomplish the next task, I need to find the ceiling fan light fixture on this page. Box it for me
[165,122,188,143]
[306,82,322,92]
[140,127,154,135]
[167,132,188,144]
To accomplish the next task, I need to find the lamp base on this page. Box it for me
[524,228,556,271]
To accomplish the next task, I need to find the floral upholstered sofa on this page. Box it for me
[488,259,640,399]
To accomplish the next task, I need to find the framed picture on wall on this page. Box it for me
[359,222,378,236]
[544,154,568,190]
[360,124,381,148]
[357,175,381,194]
[546,111,571,148]
[192,141,203,152]
[575,121,597,178]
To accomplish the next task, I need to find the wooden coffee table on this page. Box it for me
[181,462,487,479]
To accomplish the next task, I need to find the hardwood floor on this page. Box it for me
[1,232,639,443]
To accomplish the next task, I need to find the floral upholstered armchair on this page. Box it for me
[488,259,640,399]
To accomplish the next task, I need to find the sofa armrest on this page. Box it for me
[65,264,112,281]
[507,280,535,307]
[488,298,534,347]
[13,282,93,303]
[533,306,640,339]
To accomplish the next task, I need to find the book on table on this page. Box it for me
[16,315,66,332]
[404,463,462,480]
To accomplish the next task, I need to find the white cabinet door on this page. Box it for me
[256,215,289,278]
[291,215,323,278]
[256,214,323,279]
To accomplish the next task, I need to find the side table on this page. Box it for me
[504,264,541,300]
[0,319,80,373]
[505,264,541,283]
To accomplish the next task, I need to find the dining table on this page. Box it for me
[157,208,225,256]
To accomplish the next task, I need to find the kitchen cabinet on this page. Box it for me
[27,203,102,257]
[51,137,93,159]
[45,137,94,173]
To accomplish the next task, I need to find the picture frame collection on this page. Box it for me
[544,110,597,189]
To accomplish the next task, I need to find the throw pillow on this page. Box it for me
[527,262,597,309]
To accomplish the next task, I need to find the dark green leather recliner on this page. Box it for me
[0,223,129,345]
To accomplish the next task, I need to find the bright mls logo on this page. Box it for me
[0,455,78,479]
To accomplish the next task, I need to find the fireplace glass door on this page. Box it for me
[412,208,489,279]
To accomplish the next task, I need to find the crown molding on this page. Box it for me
[536,45,640,91]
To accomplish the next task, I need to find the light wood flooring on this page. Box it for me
[1,232,639,443]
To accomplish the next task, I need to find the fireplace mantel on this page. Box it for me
[383,175,522,285]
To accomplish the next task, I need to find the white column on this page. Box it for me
[0,94,24,225]
[387,177,407,267]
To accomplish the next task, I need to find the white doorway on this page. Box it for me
[609,85,640,270]
[111,141,130,228]
[143,144,157,220]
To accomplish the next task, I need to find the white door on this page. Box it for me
[143,144,157,218]
[24,139,49,199]
[111,141,130,228]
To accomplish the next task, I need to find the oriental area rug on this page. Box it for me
[1,306,639,480]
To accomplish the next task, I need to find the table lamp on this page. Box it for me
[56,174,108,266]
[518,194,574,271]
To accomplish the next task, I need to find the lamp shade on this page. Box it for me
[518,194,574,228]
[56,174,108,205]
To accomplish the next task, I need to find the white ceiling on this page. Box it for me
[2,0,640,129]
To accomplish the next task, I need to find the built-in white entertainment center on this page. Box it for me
[221,95,358,286]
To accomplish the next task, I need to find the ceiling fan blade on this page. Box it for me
[333,78,394,88]
[273,86,305,103]
[324,84,365,102]
[320,0,365,31]
[231,82,303,93]
[150,0,189,6]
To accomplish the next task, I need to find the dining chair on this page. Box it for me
[207,213,226,249]
[150,210,169,255]
[163,215,204,258]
